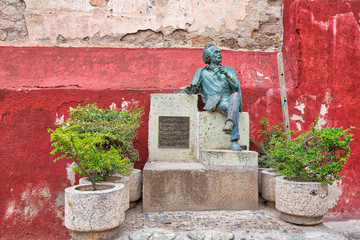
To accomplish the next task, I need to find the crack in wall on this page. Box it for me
[22,85,82,89]
[295,1,303,88]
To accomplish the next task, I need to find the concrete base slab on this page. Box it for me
[142,162,258,212]
[201,149,258,166]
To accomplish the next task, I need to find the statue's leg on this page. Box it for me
[216,93,242,151]
[227,92,240,141]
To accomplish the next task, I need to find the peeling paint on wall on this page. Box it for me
[109,102,117,109]
[65,163,75,186]
[292,101,305,130]
[1,0,282,50]
[328,181,342,209]
[4,184,56,225]
[121,100,130,111]
[291,114,305,130]
[55,113,64,124]
[5,200,16,220]
[294,100,305,114]
[318,104,328,127]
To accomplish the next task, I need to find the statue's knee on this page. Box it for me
[231,92,240,99]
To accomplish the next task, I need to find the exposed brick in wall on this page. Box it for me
[0,0,28,41]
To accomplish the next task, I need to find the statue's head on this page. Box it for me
[202,44,221,64]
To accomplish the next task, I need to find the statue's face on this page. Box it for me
[210,46,222,64]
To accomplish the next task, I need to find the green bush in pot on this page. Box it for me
[264,117,354,225]
[268,117,353,184]
[48,103,143,190]
[252,118,287,168]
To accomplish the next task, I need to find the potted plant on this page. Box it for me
[252,119,284,205]
[48,103,142,238]
[267,117,353,225]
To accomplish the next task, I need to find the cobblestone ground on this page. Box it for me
[116,201,354,240]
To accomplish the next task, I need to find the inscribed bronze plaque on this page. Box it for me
[158,116,189,148]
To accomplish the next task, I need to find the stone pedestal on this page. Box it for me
[148,94,198,162]
[198,111,249,150]
[201,149,257,165]
[143,160,258,212]
[143,94,258,212]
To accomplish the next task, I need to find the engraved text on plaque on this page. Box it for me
[158,116,189,148]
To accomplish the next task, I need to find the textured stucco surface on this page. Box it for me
[1,0,282,50]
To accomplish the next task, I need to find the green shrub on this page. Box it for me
[48,103,143,190]
[252,118,286,168]
[267,117,353,184]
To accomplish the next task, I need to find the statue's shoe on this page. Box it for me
[223,121,234,134]
[231,141,242,151]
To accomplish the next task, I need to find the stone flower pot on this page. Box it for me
[258,167,270,195]
[261,169,280,207]
[79,175,130,212]
[65,183,126,238]
[128,168,142,206]
[275,176,328,225]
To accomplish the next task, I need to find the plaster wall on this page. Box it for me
[0,0,282,50]
[0,0,360,239]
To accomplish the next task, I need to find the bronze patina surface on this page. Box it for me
[175,44,243,151]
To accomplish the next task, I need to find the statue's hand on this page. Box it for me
[174,85,194,94]
[219,68,234,83]
[218,68,229,77]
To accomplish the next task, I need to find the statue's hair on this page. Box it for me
[202,44,215,64]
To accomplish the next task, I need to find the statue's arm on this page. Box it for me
[174,68,203,94]
[223,67,240,91]
[222,66,242,112]
[174,85,195,94]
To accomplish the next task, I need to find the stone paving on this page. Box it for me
[116,201,358,240]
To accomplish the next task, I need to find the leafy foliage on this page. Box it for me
[265,117,353,184]
[252,118,286,168]
[48,103,143,190]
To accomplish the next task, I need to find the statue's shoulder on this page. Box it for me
[194,67,206,77]
[191,67,206,85]
[196,67,205,73]
[223,66,235,71]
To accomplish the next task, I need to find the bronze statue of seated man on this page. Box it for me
[176,44,243,151]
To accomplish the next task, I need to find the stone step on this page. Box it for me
[143,161,258,212]
[201,149,258,166]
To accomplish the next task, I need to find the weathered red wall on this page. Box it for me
[0,48,280,239]
[282,0,360,220]
[0,0,359,238]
